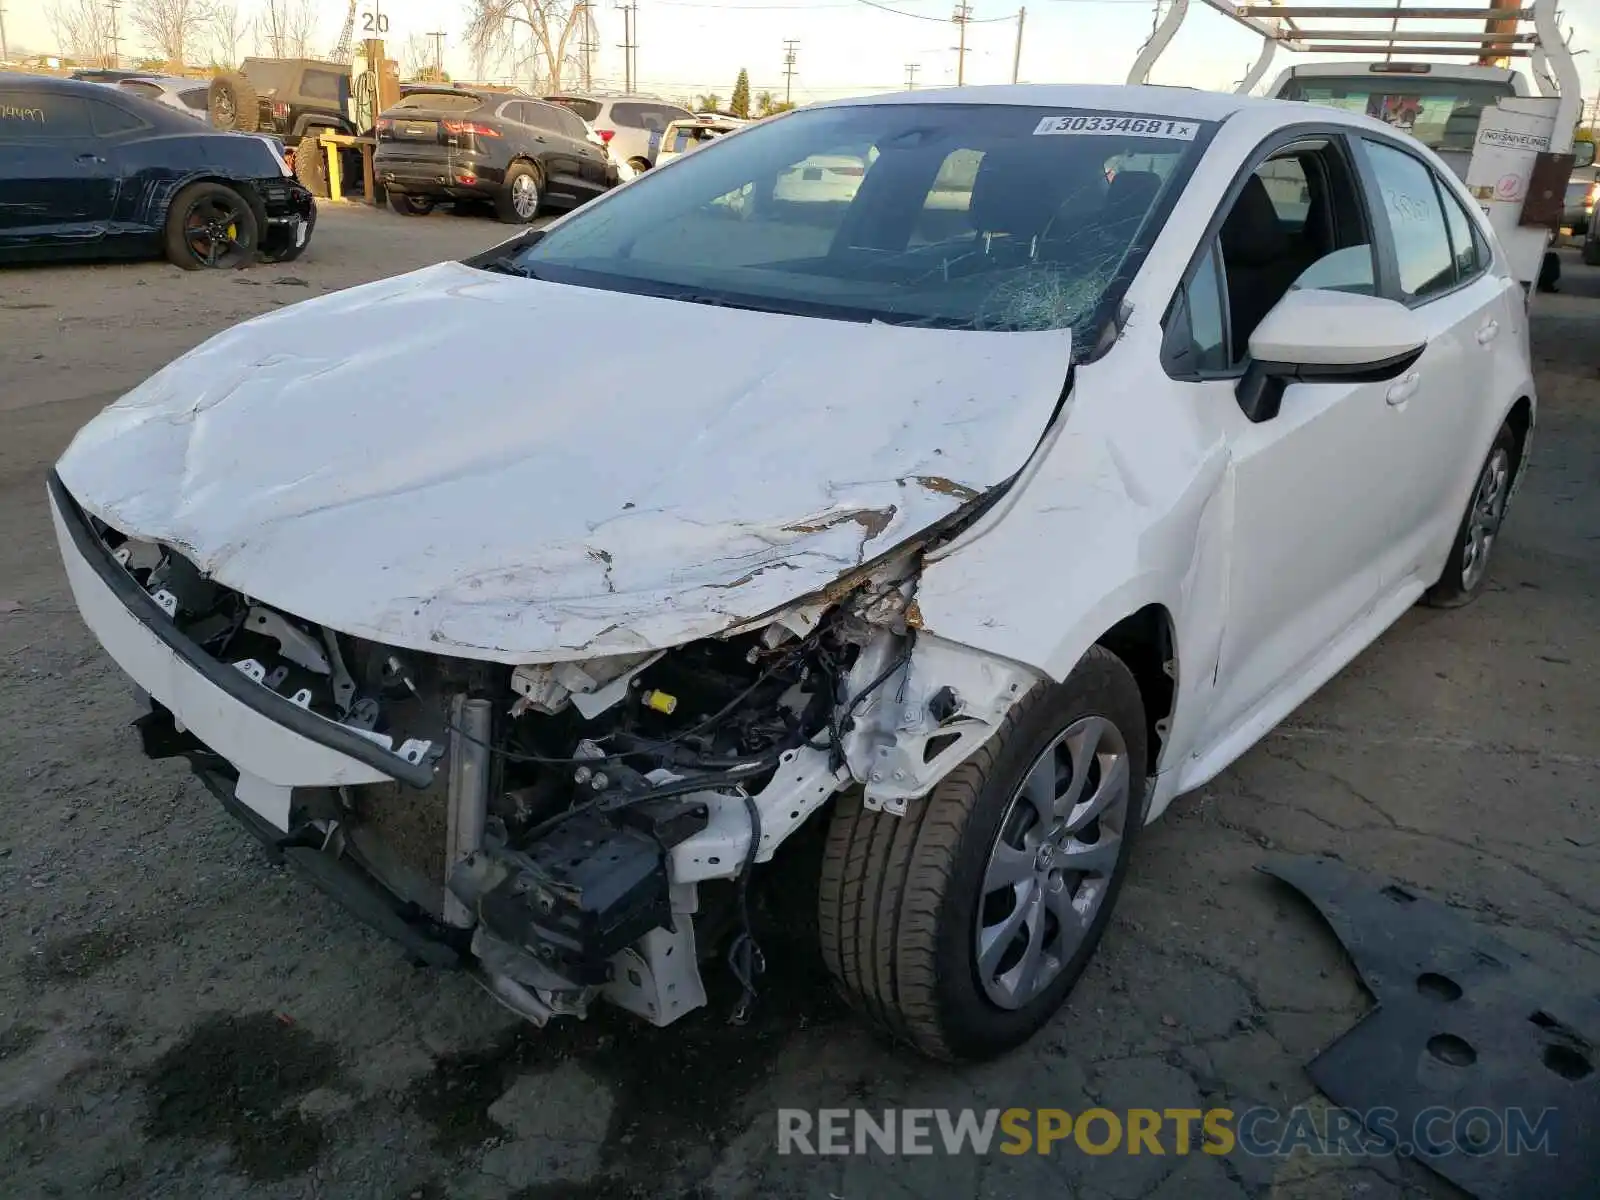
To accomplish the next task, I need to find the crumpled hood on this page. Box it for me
[57,261,1071,662]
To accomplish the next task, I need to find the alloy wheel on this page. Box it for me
[975,714,1131,1010]
[183,197,246,267]
[1461,446,1510,591]
[512,173,539,219]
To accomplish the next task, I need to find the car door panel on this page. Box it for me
[0,92,116,250]
[1198,375,1391,752]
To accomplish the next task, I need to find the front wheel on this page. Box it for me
[818,647,1147,1061]
[164,182,260,269]
[1423,423,1517,608]
[495,163,542,223]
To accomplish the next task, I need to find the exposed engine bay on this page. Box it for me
[96,516,1041,1028]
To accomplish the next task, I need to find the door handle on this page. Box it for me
[76,153,105,164]
[1475,320,1500,345]
[1386,372,1421,406]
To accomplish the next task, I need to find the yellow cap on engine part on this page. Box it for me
[642,689,678,715]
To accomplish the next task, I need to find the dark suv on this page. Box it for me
[375,88,617,222]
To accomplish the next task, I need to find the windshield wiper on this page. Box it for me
[471,256,540,278]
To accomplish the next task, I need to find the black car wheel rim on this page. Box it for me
[216,92,235,123]
[185,197,247,266]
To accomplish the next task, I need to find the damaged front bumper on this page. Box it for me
[255,177,317,261]
[50,469,1042,1029]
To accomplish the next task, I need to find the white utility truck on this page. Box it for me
[1129,0,1594,294]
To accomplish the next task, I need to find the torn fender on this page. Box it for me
[57,263,1073,663]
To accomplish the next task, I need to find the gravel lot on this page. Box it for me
[1,208,1596,1200]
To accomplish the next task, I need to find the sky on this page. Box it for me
[8,0,1599,108]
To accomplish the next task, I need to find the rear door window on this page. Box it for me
[550,106,590,140]
[117,81,163,101]
[0,91,91,139]
[1362,138,1456,300]
[89,98,147,135]
[611,101,693,132]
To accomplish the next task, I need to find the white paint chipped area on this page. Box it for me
[56,262,1071,662]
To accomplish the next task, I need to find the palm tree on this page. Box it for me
[694,92,722,112]
[754,90,775,116]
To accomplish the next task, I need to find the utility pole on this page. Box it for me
[952,4,971,87]
[904,62,920,90]
[426,31,446,79]
[577,1,596,91]
[105,0,123,67]
[1011,7,1025,84]
[0,2,9,63]
[618,2,637,92]
[782,38,799,105]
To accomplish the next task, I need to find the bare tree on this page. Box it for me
[465,0,585,93]
[48,0,114,65]
[256,0,319,58]
[206,0,250,67]
[129,0,210,66]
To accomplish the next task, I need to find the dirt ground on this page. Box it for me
[1,208,1596,1200]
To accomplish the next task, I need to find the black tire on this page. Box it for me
[495,162,542,223]
[1584,237,1600,267]
[628,156,651,175]
[163,181,260,270]
[818,646,1148,1061]
[1537,250,1560,293]
[388,192,435,216]
[208,73,259,133]
[295,134,329,199]
[1423,422,1518,609]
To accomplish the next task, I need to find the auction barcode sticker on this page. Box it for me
[1033,114,1200,140]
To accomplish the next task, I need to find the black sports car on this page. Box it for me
[0,73,316,269]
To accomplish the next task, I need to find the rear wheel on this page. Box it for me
[1423,422,1517,608]
[295,134,329,198]
[388,192,435,216]
[818,647,1147,1061]
[495,163,542,223]
[1584,236,1600,267]
[208,72,258,132]
[164,182,260,270]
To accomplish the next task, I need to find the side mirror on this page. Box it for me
[1574,141,1596,169]
[1235,289,1428,423]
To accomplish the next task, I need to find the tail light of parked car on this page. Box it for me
[595,128,615,143]
[441,119,502,152]
[271,99,289,121]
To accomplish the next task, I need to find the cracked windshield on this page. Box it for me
[510,104,1211,343]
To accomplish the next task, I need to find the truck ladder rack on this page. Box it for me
[1127,0,1579,129]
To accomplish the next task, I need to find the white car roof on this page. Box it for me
[820,83,1270,123]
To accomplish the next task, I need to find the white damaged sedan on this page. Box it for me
[51,84,1535,1060]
